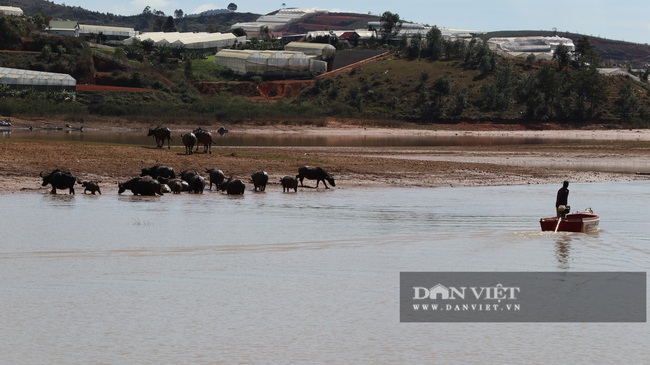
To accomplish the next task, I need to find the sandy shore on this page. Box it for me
[1,118,649,194]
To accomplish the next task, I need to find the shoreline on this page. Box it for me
[2,119,649,195]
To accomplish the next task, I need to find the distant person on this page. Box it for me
[555,181,570,217]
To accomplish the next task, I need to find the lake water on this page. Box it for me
[0,182,648,364]
[3,127,571,147]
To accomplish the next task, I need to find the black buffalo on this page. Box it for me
[181,132,197,155]
[140,165,176,179]
[219,177,245,195]
[251,170,269,192]
[280,175,298,192]
[148,127,172,149]
[157,177,187,194]
[179,170,205,194]
[118,177,164,196]
[80,181,101,195]
[205,168,225,190]
[217,126,228,136]
[40,170,77,195]
[193,128,213,154]
[296,166,335,189]
[188,174,206,194]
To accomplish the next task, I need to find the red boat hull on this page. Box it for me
[540,211,600,233]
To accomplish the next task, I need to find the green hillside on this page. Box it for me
[1,5,650,128]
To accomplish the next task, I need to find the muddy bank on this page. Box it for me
[1,120,649,194]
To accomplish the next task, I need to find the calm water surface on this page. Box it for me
[0,182,648,364]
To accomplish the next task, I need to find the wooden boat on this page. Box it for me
[540,208,600,233]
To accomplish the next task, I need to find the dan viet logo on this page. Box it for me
[401,272,646,322]
[412,283,521,312]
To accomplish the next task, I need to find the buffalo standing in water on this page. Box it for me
[219,177,245,195]
[280,176,298,192]
[251,170,269,192]
[80,181,101,195]
[181,132,197,155]
[179,171,205,194]
[193,128,213,154]
[296,166,335,189]
[40,170,77,195]
[118,177,164,196]
[157,177,187,194]
[205,168,225,191]
[148,127,172,149]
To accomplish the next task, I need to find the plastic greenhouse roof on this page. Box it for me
[0,67,76,87]
[127,32,239,49]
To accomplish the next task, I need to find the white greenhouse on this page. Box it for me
[0,67,76,91]
[123,32,245,53]
[0,6,23,16]
[284,42,336,60]
[79,25,138,40]
[230,8,326,34]
[488,36,575,60]
[214,50,327,79]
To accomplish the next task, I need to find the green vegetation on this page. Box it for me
[1,14,650,128]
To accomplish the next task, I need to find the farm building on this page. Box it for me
[214,50,328,79]
[0,6,23,16]
[0,67,76,91]
[123,32,245,53]
[488,36,575,60]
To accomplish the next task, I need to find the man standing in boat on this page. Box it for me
[555,181,570,217]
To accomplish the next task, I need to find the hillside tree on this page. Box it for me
[379,11,401,39]
[615,82,640,122]
[228,3,238,12]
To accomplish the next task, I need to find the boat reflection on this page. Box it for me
[555,235,572,269]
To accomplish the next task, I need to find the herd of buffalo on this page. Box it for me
[38,127,336,196]
[39,165,335,196]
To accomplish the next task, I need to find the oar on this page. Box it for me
[554,216,562,233]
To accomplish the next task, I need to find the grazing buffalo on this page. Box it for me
[157,177,186,194]
[148,127,172,149]
[193,128,213,154]
[205,168,225,190]
[296,166,336,189]
[181,132,197,155]
[118,177,164,196]
[220,177,245,195]
[80,181,101,195]
[217,126,228,136]
[280,175,298,192]
[40,170,77,195]
[251,170,269,192]
[140,165,176,179]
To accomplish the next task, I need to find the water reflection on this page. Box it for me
[555,235,572,269]
[41,193,75,207]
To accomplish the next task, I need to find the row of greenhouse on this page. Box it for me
[122,32,246,53]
